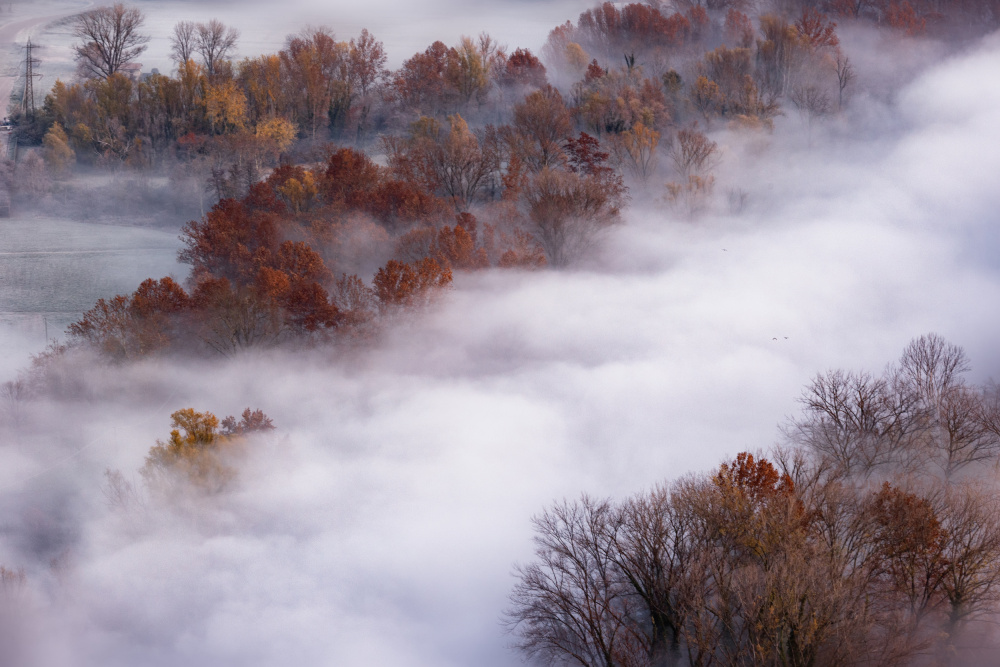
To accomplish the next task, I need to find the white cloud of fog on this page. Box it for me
[3,21,1000,667]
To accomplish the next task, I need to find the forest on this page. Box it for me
[1,0,1000,664]
[10,0,986,358]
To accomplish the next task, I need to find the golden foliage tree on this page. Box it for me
[42,122,76,178]
[141,407,274,492]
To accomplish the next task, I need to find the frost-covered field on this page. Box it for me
[0,214,181,378]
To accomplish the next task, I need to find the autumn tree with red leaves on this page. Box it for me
[500,48,548,90]
[69,277,190,361]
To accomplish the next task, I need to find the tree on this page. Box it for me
[255,116,297,158]
[509,86,572,171]
[170,20,197,66]
[191,277,282,354]
[332,273,378,326]
[348,28,388,97]
[509,454,880,667]
[12,152,50,200]
[280,27,348,138]
[72,3,149,79]
[195,19,240,78]
[372,258,452,308]
[756,15,800,98]
[618,122,660,183]
[522,166,625,267]
[141,407,274,492]
[238,54,286,123]
[204,80,248,133]
[68,277,190,361]
[724,9,754,48]
[833,54,855,111]
[669,127,718,180]
[788,368,926,477]
[393,41,450,113]
[690,76,723,123]
[384,114,499,211]
[430,222,489,270]
[794,9,839,50]
[67,278,190,361]
[788,334,1000,479]
[42,122,76,177]
[507,496,649,667]
[885,2,926,35]
[790,84,832,131]
[445,36,491,106]
[510,450,1000,667]
[501,48,548,89]
[937,483,1000,643]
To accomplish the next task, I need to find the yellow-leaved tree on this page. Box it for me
[141,407,274,492]
[255,116,297,154]
[42,122,76,178]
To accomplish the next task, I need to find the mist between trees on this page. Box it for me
[5,0,993,363]
[1,1,999,664]
[508,334,1000,666]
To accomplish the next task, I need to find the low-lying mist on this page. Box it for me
[3,24,1000,667]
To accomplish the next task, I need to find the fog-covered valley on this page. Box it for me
[2,1,1000,665]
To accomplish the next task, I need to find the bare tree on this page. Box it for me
[787,335,1000,479]
[937,483,1000,642]
[790,85,832,126]
[833,54,855,111]
[614,486,694,664]
[506,496,650,667]
[937,384,1000,476]
[195,19,240,77]
[170,20,197,66]
[512,338,1000,667]
[669,128,718,181]
[789,369,927,477]
[896,333,970,408]
[508,455,932,667]
[891,334,1000,476]
[72,3,149,79]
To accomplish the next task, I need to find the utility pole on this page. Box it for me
[22,38,41,118]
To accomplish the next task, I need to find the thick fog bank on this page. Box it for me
[2,30,1000,667]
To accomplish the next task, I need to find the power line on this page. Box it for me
[22,38,42,118]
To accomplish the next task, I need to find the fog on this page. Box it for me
[2,2,1000,665]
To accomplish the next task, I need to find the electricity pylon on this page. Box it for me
[21,38,41,118]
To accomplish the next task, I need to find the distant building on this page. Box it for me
[120,62,142,81]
